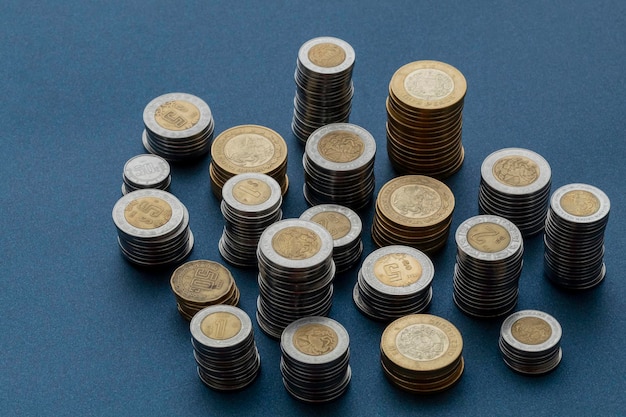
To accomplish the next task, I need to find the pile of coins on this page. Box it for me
[544,183,610,289]
[499,310,563,375]
[219,173,283,268]
[112,189,193,267]
[479,148,552,237]
[143,92,214,161]
[210,125,288,198]
[372,175,455,254]
[386,60,467,178]
[122,154,171,195]
[300,204,363,273]
[170,260,240,321]
[453,215,523,318]
[353,246,434,321]
[256,219,335,338]
[190,305,261,391]
[380,314,464,393]
[303,123,376,210]
[292,37,356,143]
[280,316,351,402]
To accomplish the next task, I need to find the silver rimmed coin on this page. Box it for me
[122,154,171,194]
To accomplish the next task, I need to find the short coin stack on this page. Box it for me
[353,245,434,321]
[453,215,523,318]
[170,260,240,321]
[210,125,288,198]
[190,305,261,391]
[256,219,335,339]
[372,175,455,254]
[380,314,464,393]
[112,189,193,267]
[219,173,283,268]
[280,316,351,402]
[499,310,563,375]
[143,92,214,161]
[386,60,467,178]
[544,183,610,289]
[292,37,356,144]
[122,154,171,195]
[479,148,552,237]
[300,204,363,273]
[303,123,376,210]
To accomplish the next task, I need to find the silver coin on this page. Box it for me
[455,215,523,262]
[190,305,253,350]
[297,37,355,75]
[481,148,551,196]
[123,153,170,188]
[222,173,282,214]
[281,316,349,366]
[305,123,376,173]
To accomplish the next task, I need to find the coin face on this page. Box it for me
[272,226,322,260]
[171,260,233,303]
[124,154,170,186]
[224,133,274,168]
[374,253,423,287]
[317,130,365,163]
[232,177,272,205]
[293,323,339,356]
[396,323,450,361]
[493,156,539,187]
[308,43,346,68]
[391,184,442,219]
[404,68,454,101]
[154,100,200,131]
[200,311,242,340]
[311,212,352,240]
[123,196,172,229]
[467,222,511,253]
[560,190,600,217]
[511,317,552,345]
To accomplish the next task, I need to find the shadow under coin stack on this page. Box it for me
[380,314,464,393]
[353,245,434,321]
[372,175,455,254]
[143,93,214,161]
[190,305,261,391]
[453,215,523,318]
[280,317,351,403]
[122,154,171,195]
[210,125,288,198]
[170,260,240,321]
[112,189,193,267]
[499,310,563,375]
[256,219,335,339]
[292,37,355,144]
[386,60,467,179]
[219,173,283,268]
[479,148,552,237]
[302,123,376,210]
[544,183,610,289]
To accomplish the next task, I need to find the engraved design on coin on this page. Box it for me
[272,226,322,260]
[293,323,339,356]
[174,262,229,302]
[127,157,168,183]
[467,222,511,253]
[560,190,601,217]
[317,131,365,163]
[308,43,346,68]
[232,178,272,205]
[391,184,442,219]
[200,312,242,340]
[404,69,454,101]
[311,212,351,240]
[374,253,423,287]
[124,197,172,229]
[493,156,540,187]
[224,134,275,168]
[396,323,449,361]
[154,100,200,131]
[511,317,552,345]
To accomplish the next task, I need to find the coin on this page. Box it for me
[122,154,171,195]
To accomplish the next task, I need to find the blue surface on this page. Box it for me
[1,1,625,416]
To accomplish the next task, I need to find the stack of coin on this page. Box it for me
[300,204,363,273]
[353,246,434,321]
[544,183,610,289]
[143,92,214,161]
[122,154,171,195]
[219,173,283,268]
[190,305,261,391]
[209,125,288,198]
[453,215,523,318]
[302,123,376,210]
[256,219,335,339]
[380,314,464,393]
[499,310,562,375]
[372,175,455,254]
[170,260,240,321]
[280,316,351,402]
[386,60,467,178]
[112,189,193,267]
[479,148,552,237]
[292,37,356,143]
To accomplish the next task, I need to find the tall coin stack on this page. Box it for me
[122,154,171,195]
[544,183,610,289]
[479,148,552,237]
[143,92,214,161]
[453,215,523,318]
[280,317,351,402]
[302,123,376,210]
[210,125,288,198]
[372,175,455,254]
[219,173,283,268]
[386,60,467,178]
[190,305,261,391]
[292,37,356,144]
[256,219,335,339]
[112,189,193,267]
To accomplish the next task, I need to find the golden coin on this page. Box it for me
[493,156,540,187]
[466,222,511,253]
[232,177,272,205]
[154,100,200,131]
[308,43,346,68]
[272,226,322,260]
[317,130,365,163]
[511,317,552,345]
[293,323,339,356]
[124,196,172,229]
[560,190,600,217]
[170,260,234,303]
[311,212,352,240]
[200,311,242,340]
[374,253,423,287]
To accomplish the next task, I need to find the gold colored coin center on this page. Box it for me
[396,323,449,361]
[272,226,322,260]
[317,131,365,163]
[493,156,540,187]
[293,323,338,356]
[404,68,454,100]
[224,133,275,168]
[311,212,351,240]
[232,178,272,205]
[308,43,346,68]
[154,100,200,131]
[124,197,172,229]
[374,253,423,287]
[172,261,231,303]
[200,312,242,340]
[511,317,552,345]
[560,190,600,217]
[391,184,442,219]
[467,222,511,253]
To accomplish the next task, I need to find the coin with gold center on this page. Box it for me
[493,156,539,187]
[308,43,346,68]
[124,196,172,229]
[317,130,365,163]
[272,226,322,260]
[560,190,600,217]
[374,252,423,287]
[232,177,272,206]
[310,212,352,240]
[511,317,552,345]
[467,222,511,253]
[154,100,200,131]
[293,323,339,356]
[201,311,242,340]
